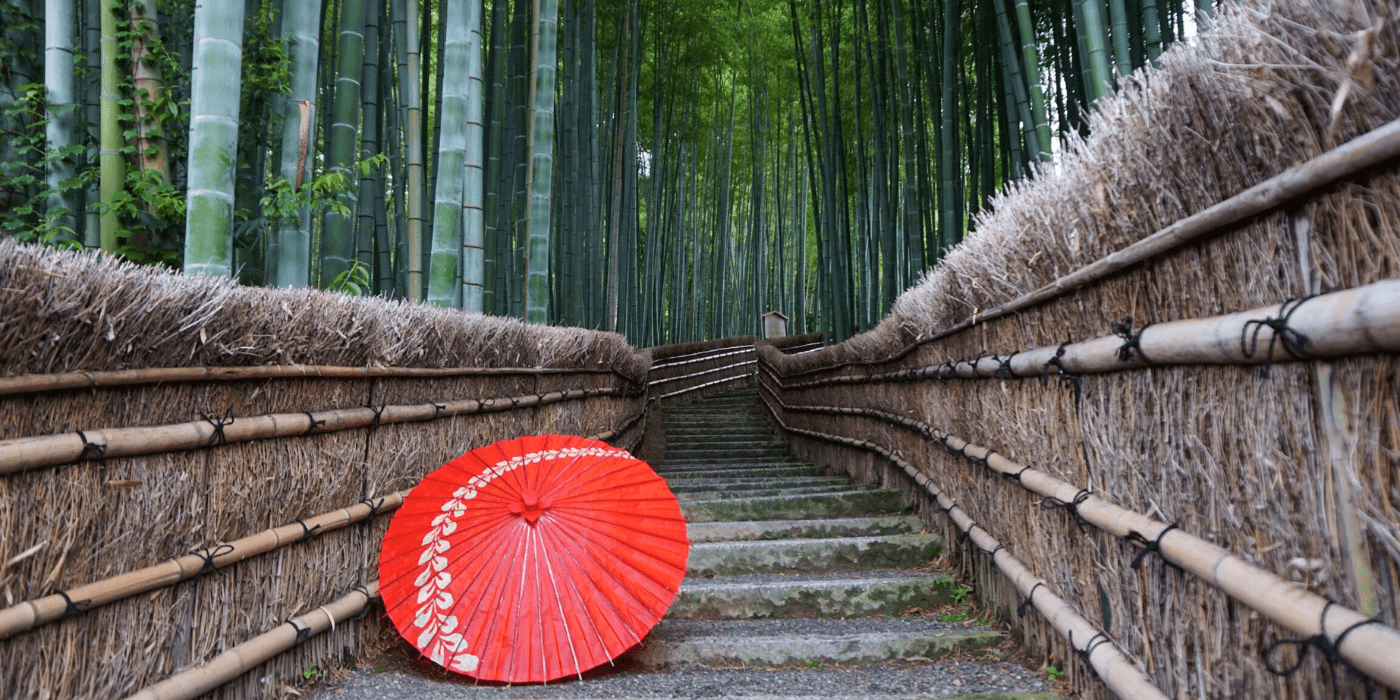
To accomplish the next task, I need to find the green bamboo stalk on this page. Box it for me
[427,0,471,308]
[80,0,100,247]
[1143,0,1161,60]
[1013,0,1053,160]
[460,0,485,311]
[404,0,425,301]
[182,0,246,277]
[1108,0,1132,77]
[271,0,320,287]
[523,0,559,323]
[44,0,77,240]
[319,0,368,286]
[355,0,381,278]
[99,0,125,252]
[483,0,509,314]
[1076,0,1113,101]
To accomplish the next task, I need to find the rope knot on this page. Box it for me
[1241,297,1314,377]
[1111,316,1154,364]
[200,409,235,446]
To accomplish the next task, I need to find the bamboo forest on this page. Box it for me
[0,0,1208,345]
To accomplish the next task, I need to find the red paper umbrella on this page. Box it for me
[378,434,689,683]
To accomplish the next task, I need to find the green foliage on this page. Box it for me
[327,259,373,296]
[0,85,92,246]
[260,155,386,231]
[1042,664,1066,681]
[951,582,974,605]
[301,664,325,682]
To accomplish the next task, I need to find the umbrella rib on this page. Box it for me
[538,515,620,669]
[539,513,659,645]
[547,511,687,607]
[467,519,533,681]
[536,524,585,680]
[510,519,535,685]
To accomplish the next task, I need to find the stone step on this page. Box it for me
[681,488,903,522]
[659,465,829,480]
[676,483,876,503]
[630,618,1000,668]
[665,448,793,459]
[686,516,924,543]
[659,457,806,468]
[687,534,943,577]
[666,476,851,493]
[669,570,959,619]
[664,435,779,445]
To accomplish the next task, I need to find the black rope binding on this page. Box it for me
[351,584,373,620]
[1111,316,1154,364]
[200,409,235,446]
[994,353,1018,377]
[287,619,313,645]
[1127,523,1180,570]
[1070,630,1112,679]
[1241,297,1315,377]
[972,448,996,469]
[1041,339,1083,389]
[296,519,323,539]
[359,497,384,520]
[432,403,447,417]
[957,527,973,546]
[56,590,91,619]
[1001,465,1033,483]
[189,543,237,579]
[1262,600,1380,697]
[365,404,384,429]
[75,430,106,459]
[1018,582,1045,618]
[303,411,326,435]
[980,543,1006,559]
[1040,489,1094,532]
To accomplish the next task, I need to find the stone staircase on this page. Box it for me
[315,385,1056,699]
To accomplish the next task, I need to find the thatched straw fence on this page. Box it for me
[644,335,760,403]
[0,239,649,699]
[759,2,1400,698]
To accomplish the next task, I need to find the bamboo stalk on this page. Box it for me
[122,582,381,700]
[655,370,757,401]
[755,396,1170,699]
[777,119,1400,378]
[647,348,756,372]
[0,387,639,475]
[0,417,640,640]
[774,280,1400,389]
[0,364,636,397]
[647,361,760,387]
[757,386,1400,692]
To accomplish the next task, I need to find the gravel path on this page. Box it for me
[313,656,1051,699]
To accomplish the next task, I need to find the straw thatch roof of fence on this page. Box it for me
[0,238,648,381]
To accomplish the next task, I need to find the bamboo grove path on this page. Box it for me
[314,386,1059,699]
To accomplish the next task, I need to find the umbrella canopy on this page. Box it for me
[379,434,689,683]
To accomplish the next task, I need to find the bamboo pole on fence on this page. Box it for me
[0,364,636,397]
[654,366,757,401]
[778,119,1400,378]
[123,582,380,700]
[756,376,1400,693]
[648,360,758,386]
[754,392,1171,699]
[0,416,642,639]
[646,347,756,372]
[0,386,637,475]
[775,280,1400,389]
